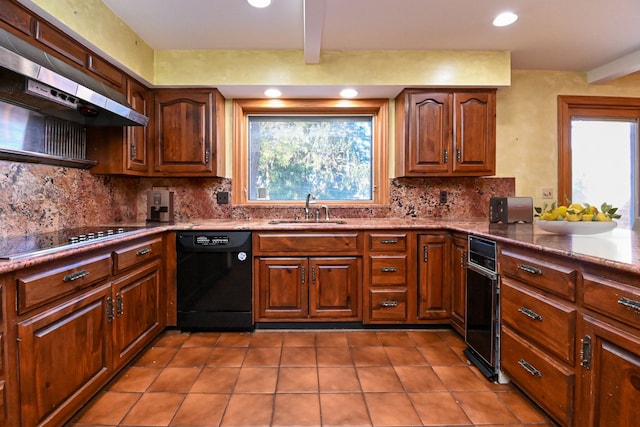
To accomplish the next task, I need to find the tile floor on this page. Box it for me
[67,329,556,427]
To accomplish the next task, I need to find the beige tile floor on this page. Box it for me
[67,329,557,427]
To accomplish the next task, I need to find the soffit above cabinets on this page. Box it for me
[98,0,640,77]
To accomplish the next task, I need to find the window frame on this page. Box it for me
[232,98,389,206]
[558,95,640,226]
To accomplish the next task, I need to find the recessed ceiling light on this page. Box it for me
[264,88,282,98]
[247,0,271,8]
[493,11,518,27]
[340,88,358,98]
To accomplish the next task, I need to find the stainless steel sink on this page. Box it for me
[268,219,347,225]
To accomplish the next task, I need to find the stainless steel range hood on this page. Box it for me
[0,27,148,127]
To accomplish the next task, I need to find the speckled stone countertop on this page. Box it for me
[1,219,638,276]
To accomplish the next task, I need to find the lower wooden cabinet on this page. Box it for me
[575,314,640,427]
[363,232,411,324]
[255,257,360,321]
[417,233,450,320]
[112,259,163,370]
[17,284,113,427]
[450,232,467,335]
[10,235,166,427]
[501,325,575,426]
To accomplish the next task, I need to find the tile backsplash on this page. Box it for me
[0,161,515,238]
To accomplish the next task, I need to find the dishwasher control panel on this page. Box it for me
[195,235,229,246]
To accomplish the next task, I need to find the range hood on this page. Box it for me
[0,27,148,127]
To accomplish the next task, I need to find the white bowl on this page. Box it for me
[536,220,617,235]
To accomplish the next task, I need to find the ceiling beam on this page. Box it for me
[588,48,640,83]
[303,0,326,64]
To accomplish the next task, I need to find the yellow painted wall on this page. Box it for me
[154,49,511,87]
[497,70,640,207]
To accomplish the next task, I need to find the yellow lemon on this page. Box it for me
[557,206,568,217]
[566,213,581,222]
[596,212,611,222]
[568,203,584,214]
[541,211,553,220]
[581,214,594,221]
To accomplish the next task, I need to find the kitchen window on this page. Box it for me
[232,99,389,206]
[558,96,640,229]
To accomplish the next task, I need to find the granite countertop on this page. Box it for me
[0,218,638,276]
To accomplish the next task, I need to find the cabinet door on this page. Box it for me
[153,89,219,175]
[417,233,451,320]
[452,92,496,175]
[407,92,451,174]
[126,79,151,173]
[309,257,360,319]
[17,284,112,427]
[450,233,467,334]
[112,260,162,370]
[256,258,308,319]
[576,315,640,427]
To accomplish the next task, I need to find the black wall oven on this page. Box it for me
[176,231,253,331]
[464,235,505,382]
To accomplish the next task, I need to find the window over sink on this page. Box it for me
[232,99,389,206]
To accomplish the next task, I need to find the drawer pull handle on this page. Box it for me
[618,297,640,312]
[518,306,543,321]
[136,247,152,256]
[380,239,398,244]
[517,264,542,275]
[380,267,398,273]
[63,270,89,282]
[380,300,399,308]
[518,359,542,377]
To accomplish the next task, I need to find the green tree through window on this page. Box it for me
[248,116,373,201]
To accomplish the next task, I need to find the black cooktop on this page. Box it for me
[0,226,148,260]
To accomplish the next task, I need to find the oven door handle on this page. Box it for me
[466,262,498,281]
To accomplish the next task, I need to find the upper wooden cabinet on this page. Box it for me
[87,78,151,175]
[395,89,496,177]
[152,88,225,176]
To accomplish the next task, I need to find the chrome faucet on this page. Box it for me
[304,193,316,219]
[318,205,330,221]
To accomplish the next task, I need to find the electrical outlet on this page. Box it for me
[216,191,230,204]
[439,190,448,204]
[542,187,553,199]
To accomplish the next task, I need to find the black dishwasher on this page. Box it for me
[176,231,253,331]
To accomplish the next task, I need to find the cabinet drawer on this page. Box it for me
[583,272,640,327]
[369,289,407,321]
[255,233,361,254]
[87,54,126,91]
[17,253,111,314]
[500,248,577,301]
[369,255,407,286]
[501,279,576,364]
[501,326,574,427]
[368,233,407,252]
[113,236,163,274]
